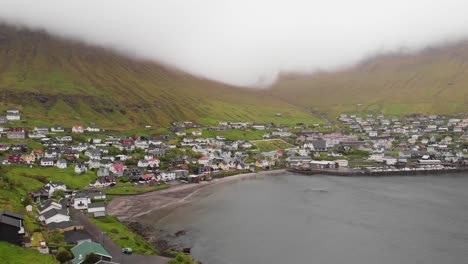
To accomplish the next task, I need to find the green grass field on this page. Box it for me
[251,139,293,152]
[103,183,169,195]
[0,241,58,264]
[89,215,157,255]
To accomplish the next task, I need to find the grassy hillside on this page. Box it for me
[270,42,468,116]
[0,24,321,128]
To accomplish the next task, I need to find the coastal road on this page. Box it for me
[70,209,170,264]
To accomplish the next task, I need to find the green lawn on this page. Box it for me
[103,183,169,195]
[0,241,58,264]
[89,216,156,255]
[251,139,293,152]
[3,165,96,190]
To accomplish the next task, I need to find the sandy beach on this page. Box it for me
[107,169,286,222]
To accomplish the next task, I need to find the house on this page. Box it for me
[335,159,349,167]
[148,158,160,167]
[303,139,327,151]
[57,136,73,142]
[96,167,110,177]
[44,182,67,197]
[91,176,116,188]
[309,160,338,169]
[160,171,176,181]
[137,159,149,168]
[8,153,23,163]
[255,160,270,168]
[6,113,20,121]
[198,156,210,165]
[0,116,8,124]
[88,159,101,169]
[34,126,49,134]
[41,158,55,167]
[89,192,106,201]
[39,209,70,224]
[0,143,9,151]
[72,126,84,133]
[139,173,155,182]
[71,241,112,264]
[29,188,50,203]
[192,130,202,136]
[86,127,100,132]
[7,128,25,139]
[64,230,93,245]
[73,193,91,210]
[38,200,62,215]
[0,211,25,245]
[56,159,68,169]
[75,164,88,175]
[109,162,125,176]
[87,202,106,214]
[252,125,266,130]
[50,126,65,133]
[85,149,101,160]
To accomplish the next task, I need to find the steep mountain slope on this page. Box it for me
[0,24,319,128]
[270,42,468,116]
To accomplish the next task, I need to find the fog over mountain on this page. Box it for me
[2,0,468,87]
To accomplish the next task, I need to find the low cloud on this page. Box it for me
[2,0,468,87]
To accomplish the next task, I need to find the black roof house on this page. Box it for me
[0,210,25,245]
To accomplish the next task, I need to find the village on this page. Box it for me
[0,108,467,263]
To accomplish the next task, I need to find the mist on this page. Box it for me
[1,0,468,87]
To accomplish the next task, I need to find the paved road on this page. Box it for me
[70,209,170,264]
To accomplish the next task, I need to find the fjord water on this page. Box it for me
[151,173,468,264]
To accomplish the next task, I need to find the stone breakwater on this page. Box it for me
[288,166,468,176]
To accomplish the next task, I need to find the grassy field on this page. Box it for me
[89,216,156,255]
[103,183,169,195]
[251,139,294,152]
[0,241,58,264]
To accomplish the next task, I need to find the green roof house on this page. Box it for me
[71,241,112,264]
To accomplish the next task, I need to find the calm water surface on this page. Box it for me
[145,173,468,264]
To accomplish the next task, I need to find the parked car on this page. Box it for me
[122,248,133,255]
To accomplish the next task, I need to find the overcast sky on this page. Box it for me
[2,0,468,87]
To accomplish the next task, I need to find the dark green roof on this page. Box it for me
[71,241,111,264]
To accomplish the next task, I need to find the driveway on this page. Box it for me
[70,209,170,264]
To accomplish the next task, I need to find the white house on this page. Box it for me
[160,171,176,181]
[252,125,266,130]
[50,126,65,133]
[87,202,106,213]
[86,127,100,132]
[38,200,62,215]
[137,159,149,168]
[44,182,67,197]
[73,193,91,210]
[56,159,68,169]
[39,209,70,224]
[41,158,55,167]
[75,164,88,174]
[6,113,20,120]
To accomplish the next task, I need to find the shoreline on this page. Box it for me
[107,169,286,222]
